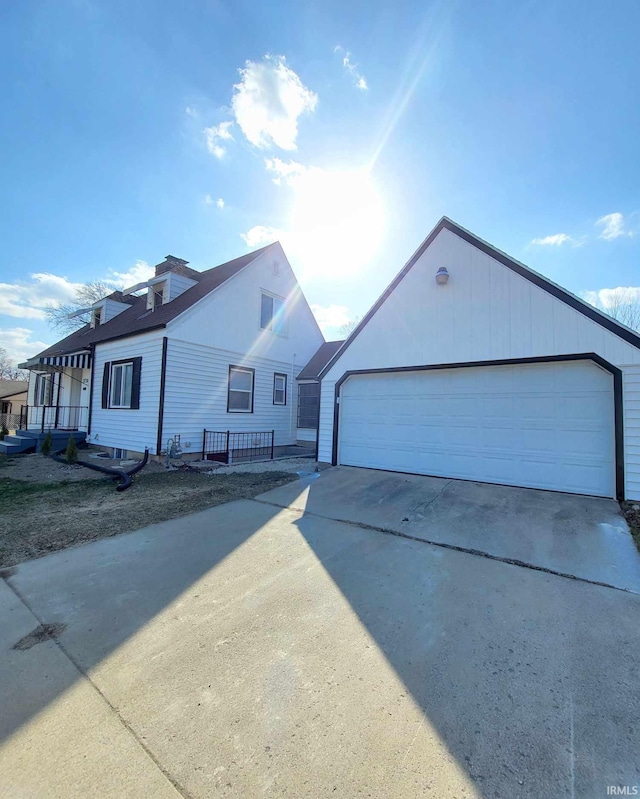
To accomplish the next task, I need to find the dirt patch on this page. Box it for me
[621,501,640,552]
[0,452,166,483]
[12,622,67,651]
[0,467,297,567]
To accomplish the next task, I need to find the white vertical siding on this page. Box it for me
[317,229,640,499]
[160,338,306,456]
[89,331,164,454]
[623,366,640,500]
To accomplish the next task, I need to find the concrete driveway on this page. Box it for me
[261,466,640,592]
[1,468,640,798]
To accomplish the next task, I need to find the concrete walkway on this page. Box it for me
[1,474,640,797]
[259,466,640,592]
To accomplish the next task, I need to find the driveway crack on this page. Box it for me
[252,498,640,596]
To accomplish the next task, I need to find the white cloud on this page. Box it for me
[204,194,214,205]
[0,273,82,320]
[0,327,52,363]
[204,121,234,158]
[185,106,197,118]
[310,304,351,333]
[582,285,640,330]
[530,233,572,246]
[334,46,368,91]
[583,286,640,307]
[231,55,317,150]
[216,198,225,209]
[264,157,307,185]
[596,212,633,241]
[241,225,284,248]
[107,260,154,289]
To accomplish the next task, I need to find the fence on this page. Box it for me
[24,405,88,432]
[202,430,275,464]
[0,412,24,431]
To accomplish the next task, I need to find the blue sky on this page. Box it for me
[1,0,639,362]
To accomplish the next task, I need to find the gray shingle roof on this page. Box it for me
[32,244,275,360]
[297,341,344,380]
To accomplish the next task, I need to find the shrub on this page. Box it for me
[40,430,53,455]
[65,435,78,464]
[0,425,8,441]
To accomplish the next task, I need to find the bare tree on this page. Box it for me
[0,348,28,381]
[338,316,361,338]
[45,280,113,333]
[593,288,640,331]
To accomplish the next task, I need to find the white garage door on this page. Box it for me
[338,360,615,498]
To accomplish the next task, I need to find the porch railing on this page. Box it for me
[202,430,275,463]
[25,405,88,432]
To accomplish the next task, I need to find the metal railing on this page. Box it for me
[202,429,275,463]
[25,405,88,432]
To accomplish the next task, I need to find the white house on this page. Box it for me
[11,244,326,460]
[318,218,640,501]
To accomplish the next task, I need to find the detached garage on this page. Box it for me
[317,218,640,500]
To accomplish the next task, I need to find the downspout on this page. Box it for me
[87,344,96,435]
[290,352,296,443]
[156,337,168,457]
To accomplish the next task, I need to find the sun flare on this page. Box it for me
[288,168,385,278]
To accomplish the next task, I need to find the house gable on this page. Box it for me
[167,242,323,362]
[321,219,640,383]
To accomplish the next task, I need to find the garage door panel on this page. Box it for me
[338,361,615,497]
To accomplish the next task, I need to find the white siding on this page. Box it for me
[89,330,164,454]
[165,272,198,302]
[101,298,131,323]
[624,365,640,500]
[168,244,324,369]
[318,229,640,499]
[160,338,305,455]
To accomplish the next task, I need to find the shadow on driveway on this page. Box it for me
[2,470,640,797]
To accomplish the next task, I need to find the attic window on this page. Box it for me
[153,285,165,309]
[92,308,102,328]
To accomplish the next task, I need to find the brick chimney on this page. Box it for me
[155,255,192,278]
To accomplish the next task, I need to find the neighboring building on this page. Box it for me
[318,217,640,501]
[0,380,28,428]
[13,244,325,458]
[295,341,344,446]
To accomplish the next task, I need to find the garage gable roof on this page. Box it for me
[319,217,640,379]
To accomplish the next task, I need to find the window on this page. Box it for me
[260,293,286,335]
[34,374,53,406]
[228,366,254,413]
[93,308,102,327]
[297,382,320,429]
[153,287,164,308]
[109,362,134,408]
[102,358,141,410]
[273,373,287,405]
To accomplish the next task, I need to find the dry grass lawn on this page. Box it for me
[0,454,296,568]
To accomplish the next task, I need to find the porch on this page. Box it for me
[19,349,92,435]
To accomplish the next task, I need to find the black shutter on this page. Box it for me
[101,362,111,408]
[130,357,142,409]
